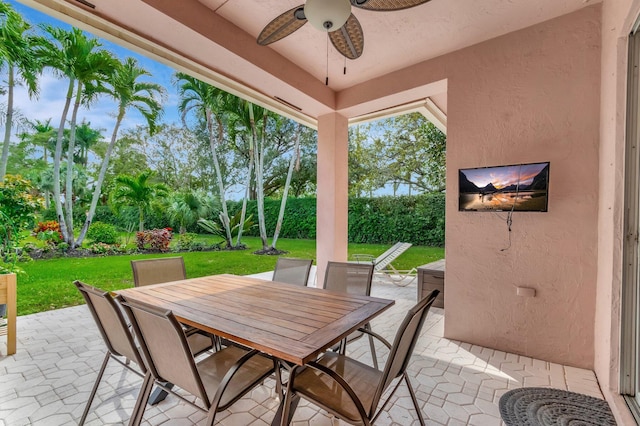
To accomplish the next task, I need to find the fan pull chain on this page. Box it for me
[344,55,347,75]
[325,33,329,86]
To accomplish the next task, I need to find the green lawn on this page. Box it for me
[15,236,444,315]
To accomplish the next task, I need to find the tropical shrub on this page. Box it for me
[174,232,209,251]
[198,212,254,248]
[136,228,173,252]
[0,175,43,272]
[87,222,119,244]
[33,221,63,246]
[89,242,114,255]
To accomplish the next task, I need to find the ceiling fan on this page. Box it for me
[257,0,432,60]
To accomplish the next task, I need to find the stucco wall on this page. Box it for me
[444,6,602,369]
[596,0,640,423]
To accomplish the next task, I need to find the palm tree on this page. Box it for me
[110,170,168,232]
[73,120,103,168]
[271,123,303,249]
[21,118,55,164]
[19,118,55,208]
[34,26,116,247]
[0,3,39,181]
[76,58,165,246]
[227,99,264,247]
[166,190,215,234]
[175,72,234,247]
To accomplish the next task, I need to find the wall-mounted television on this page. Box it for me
[459,162,550,212]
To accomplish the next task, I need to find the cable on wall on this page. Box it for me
[499,165,523,252]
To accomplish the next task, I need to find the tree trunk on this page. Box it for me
[139,205,144,232]
[64,81,83,248]
[252,106,268,250]
[271,124,301,249]
[208,112,233,247]
[76,110,124,246]
[236,134,254,247]
[52,78,75,244]
[0,65,15,182]
[43,146,50,209]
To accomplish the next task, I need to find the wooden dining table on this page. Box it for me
[117,273,395,366]
[118,273,394,424]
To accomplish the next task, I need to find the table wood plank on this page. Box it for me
[118,274,394,365]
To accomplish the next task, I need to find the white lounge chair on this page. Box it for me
[352,242,417,286]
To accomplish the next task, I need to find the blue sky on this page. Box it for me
[8,0,181,139]
[6,0,414,197]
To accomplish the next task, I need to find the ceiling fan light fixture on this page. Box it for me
[304,0,351,32]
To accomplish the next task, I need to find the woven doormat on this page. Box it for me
[499,387,617,425]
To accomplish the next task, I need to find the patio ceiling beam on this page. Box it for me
[21,0,337,127]
[348,97,447,134]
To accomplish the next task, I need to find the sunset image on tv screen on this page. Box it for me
[458,162,549,212]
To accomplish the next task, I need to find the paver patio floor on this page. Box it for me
[0,273,603,425]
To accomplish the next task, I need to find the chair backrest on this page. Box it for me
[372,289,439,410]
[323,261,374,296]
[131,257,186,287]
[117,294,210,407]
[272,258,313,286]
[74,281,146,370]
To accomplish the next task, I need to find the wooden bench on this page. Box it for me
[0,273,17,355]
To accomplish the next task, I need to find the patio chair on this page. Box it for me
[74,281,148,426]
[353,242,417,287]
[280,289,440,426]
[117,294,276,426]
[130,256,214,355]
[324,261,378,368]
[130,256,187,287]
[272,257,313,286]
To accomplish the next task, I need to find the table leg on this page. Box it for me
[148,382,173,405]
[271,393,299,426]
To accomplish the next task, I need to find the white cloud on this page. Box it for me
[2,66,181,141]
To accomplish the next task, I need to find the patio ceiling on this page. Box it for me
[25,0,599,124]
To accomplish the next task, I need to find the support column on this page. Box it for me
[316,112,349,286]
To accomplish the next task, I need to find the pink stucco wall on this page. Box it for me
[443,6,602,369]
[596,0,640,423]
[316,113,349,285]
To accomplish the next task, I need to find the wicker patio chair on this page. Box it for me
[280,289,440,426]
[118,295,276,426]
[272,257,313,286]
[323,261,378,368]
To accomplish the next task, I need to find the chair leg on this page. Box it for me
[364,323,378,370]
[404,374,426,426]
[79,352,111,426]
[205,407,218,426]
[128,373,154,426]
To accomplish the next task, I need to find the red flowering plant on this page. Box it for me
[33,221,63,246]
[136,228,173,252]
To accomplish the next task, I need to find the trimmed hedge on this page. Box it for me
[348,194,445,246]
[228,193,445,247]
[228,198,317,240]
[41,193,445,246]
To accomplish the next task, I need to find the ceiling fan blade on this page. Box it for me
[350,0,431,11]
[257,6,307,46]
[329,14,364,60]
